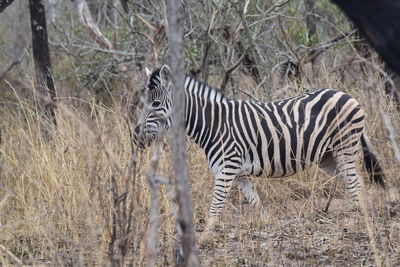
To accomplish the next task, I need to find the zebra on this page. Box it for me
[133,66,386,231]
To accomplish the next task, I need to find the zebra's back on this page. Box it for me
[227,89,365,178]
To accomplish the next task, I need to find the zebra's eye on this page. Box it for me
[152,101,161,108]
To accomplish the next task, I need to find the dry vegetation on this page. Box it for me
[1,0,400,266]
[1,66,399,266]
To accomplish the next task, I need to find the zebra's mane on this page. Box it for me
[148,68,228,101]
[185,75,228,101]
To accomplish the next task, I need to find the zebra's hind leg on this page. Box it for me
[319,152,338,177]
[320,148,363,211]
[334,149,362,207]
[319,152,338,212]
[234,177,267,221]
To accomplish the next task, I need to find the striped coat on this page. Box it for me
[134,67,385,220]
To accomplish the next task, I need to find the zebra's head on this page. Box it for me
[133,66,173,149]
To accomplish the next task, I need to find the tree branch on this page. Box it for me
[0,46,29,82]
[76,0,113,50]
[220,46,250,91]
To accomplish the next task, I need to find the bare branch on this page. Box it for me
[220,46,251,91]
[143,137,163,266]
[0,244,24,266]
[232,86,259,101]
[76,0,113,50]
[0,46,29,82]
[379,108,400,165]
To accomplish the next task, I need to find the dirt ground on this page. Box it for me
[196,192,400,266]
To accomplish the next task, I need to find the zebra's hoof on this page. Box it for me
[198,217,220,246]
[198,230,215,248]
[260,210,268,223]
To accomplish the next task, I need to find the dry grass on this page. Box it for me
[1,68,400,266]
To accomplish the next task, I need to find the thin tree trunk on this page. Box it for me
[305,0,318,70]
[305,0,318,45]
[164,0,200,266]
[29,0,57,127]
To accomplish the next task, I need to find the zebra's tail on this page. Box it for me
[360,133,386,188]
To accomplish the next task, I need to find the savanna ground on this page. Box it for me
[1,0,400,266]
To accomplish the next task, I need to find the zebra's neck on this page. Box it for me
[183,75,227,148]
[184,75,227,102]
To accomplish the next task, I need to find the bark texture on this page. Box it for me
[164,0,199,266]
[29,0,57,126]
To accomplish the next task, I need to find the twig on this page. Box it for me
[51,42,136,57]
[264,0,292,14]
[108,175,120,267]
[0,244,25,266]
[220,46,251,91]
[143,132,165,266]
[277,14,307,83]
[302,30,357,63]
[135,13,156,31]
[0,192,11,212]
[323,177,337,213]
[232,87,259,101]
[379,108,400,165]
[0,47,29,82]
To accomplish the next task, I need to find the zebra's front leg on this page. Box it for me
[199,172,236,244]
[234,176,267,222]
[234,176,261,206]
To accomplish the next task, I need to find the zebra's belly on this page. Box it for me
[242,148,322,178]
[247,135,332,178]
[249,161,314,178]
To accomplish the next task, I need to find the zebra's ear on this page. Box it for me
[159,65,172,90]
[145,67,152,77]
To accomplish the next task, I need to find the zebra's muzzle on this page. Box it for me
[133,125,155,150]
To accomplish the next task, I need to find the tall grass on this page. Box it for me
[0,66,399,265]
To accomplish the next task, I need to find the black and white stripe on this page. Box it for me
[134,67,386,219]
